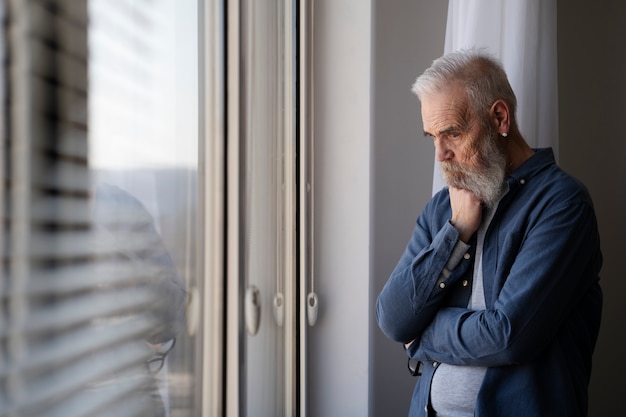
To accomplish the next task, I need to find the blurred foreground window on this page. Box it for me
[1,1,200,416]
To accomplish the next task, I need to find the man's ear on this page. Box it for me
[490,99,510,135]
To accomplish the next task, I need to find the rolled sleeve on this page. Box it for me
[376,215,473,344]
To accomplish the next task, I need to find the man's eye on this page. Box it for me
[449,132,461,139]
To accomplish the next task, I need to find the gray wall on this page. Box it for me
[309,1,373,416]
[557,1,626,415]
[370,1,448,416]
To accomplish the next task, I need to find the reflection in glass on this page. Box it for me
[88,181,187,416]
[88,0,199,415]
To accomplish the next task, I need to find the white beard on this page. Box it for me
[441,131,507,207]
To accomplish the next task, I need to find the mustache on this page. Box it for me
[439,142,507,207]
[441,160,475,175]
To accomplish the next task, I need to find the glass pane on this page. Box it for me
[241,1,287,415]
[88,1,199,416]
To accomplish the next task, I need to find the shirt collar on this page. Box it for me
[506,147,556,188]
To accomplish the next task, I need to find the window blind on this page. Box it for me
[1,1,168,415]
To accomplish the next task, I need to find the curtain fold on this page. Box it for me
[433,0,558,194]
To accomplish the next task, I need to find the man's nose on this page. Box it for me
[435,139,453,162]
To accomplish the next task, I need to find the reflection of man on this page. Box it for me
[92,182,186,416]
[376,50,602,417]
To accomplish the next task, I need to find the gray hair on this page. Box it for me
[412,49,517,127]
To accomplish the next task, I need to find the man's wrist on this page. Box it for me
[450,219,472,243]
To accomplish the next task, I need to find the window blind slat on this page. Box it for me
[8,0,88,59]
[29,195,91,225]
[5,227,166,259]
[0,318,154,376]
[36,120,89,160]
[14,76,88,127]
[23,262,167,295]
[23,39,88,93]
[1,288,156,337]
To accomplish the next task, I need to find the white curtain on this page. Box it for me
[433,0,558,194]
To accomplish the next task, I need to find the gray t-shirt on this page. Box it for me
[430,201,499,417]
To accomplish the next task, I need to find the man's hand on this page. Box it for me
[449,186,482,243]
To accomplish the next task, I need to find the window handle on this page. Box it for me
[273,292,284,326]
[306,292,318,326]
[245,285,261,335]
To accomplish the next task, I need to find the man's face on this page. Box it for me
[421,87,507,206]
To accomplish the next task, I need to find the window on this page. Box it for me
[1,1,313,416]
[1,1,200,415]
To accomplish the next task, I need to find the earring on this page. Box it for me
[501,132,508,138]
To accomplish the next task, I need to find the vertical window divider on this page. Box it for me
[225,0,242,416]
[283,0,297,415]
[298,0,315,416]
[200,0,225,416]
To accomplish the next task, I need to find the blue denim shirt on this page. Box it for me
[376,148,603,417]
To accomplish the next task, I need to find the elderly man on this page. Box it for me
[376,50,602,417]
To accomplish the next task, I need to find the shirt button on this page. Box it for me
[520,178,526,185]
[433,361,439,367]
[463,253,470,260]
[424,406,428,413]
[462,280,468,287]
[439,282,446,289]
